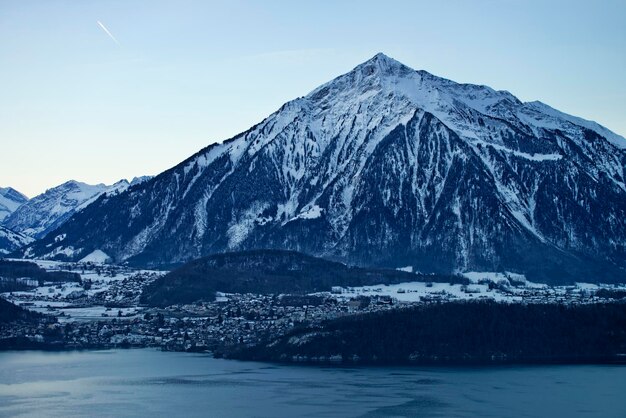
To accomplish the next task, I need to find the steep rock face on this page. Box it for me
[0,226,33,255]
[3,180,130,239]
[0,187,28,222]
[19,54,626,283]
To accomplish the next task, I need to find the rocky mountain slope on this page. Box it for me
[3,180,130,240]
[0,226,33,255]
[17,54,626,283]
[0,187,28,222]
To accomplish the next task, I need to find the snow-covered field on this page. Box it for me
[319,271,626,305]
[2,259,164,322]
[324,281,520,303]
[3,259,626,325]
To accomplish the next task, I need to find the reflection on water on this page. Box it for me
[0,349,624,418]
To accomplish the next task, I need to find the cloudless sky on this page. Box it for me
[1,0,625,197]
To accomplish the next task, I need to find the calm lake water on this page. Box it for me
[0,349,624,417]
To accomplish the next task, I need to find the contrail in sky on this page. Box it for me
[97,20,120,45]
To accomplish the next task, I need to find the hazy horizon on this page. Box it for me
[2,0,625,198]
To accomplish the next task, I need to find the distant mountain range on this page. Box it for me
[0,187,28,222]
[11,54,626,284]
[3,180,129,240]
[0,177,151,254]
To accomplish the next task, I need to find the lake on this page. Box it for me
[0,349,624,417]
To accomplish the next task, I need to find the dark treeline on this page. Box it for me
[0,298,43,324]
[0,298,61,350]
[0,259,81,287]
[141,250,467,307]
[596,289,626,300]
[226,301,626,365]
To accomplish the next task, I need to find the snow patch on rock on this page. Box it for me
[79,249,111,264]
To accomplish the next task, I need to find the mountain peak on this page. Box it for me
[306,53,417,104]
[0,187,28,222]
[0,187,28,203]
[365,52,401,65]
[353,53,414,77]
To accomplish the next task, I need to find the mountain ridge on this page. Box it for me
[0,187,28,222]
[3,179,130,240]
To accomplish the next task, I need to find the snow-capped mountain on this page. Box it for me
[2,179,131,239]
[18,54,626,283]
[0,187,28,222]
[0,225,33,255]
[130,176,153,186]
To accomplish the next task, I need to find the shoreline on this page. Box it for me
[1,342,625,368]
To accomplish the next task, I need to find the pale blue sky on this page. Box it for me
[1,0,625,197]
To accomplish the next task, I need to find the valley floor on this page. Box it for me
[1,259,626,363]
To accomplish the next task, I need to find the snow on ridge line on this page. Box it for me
[525,101,626,150]
[306,53,625,153]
